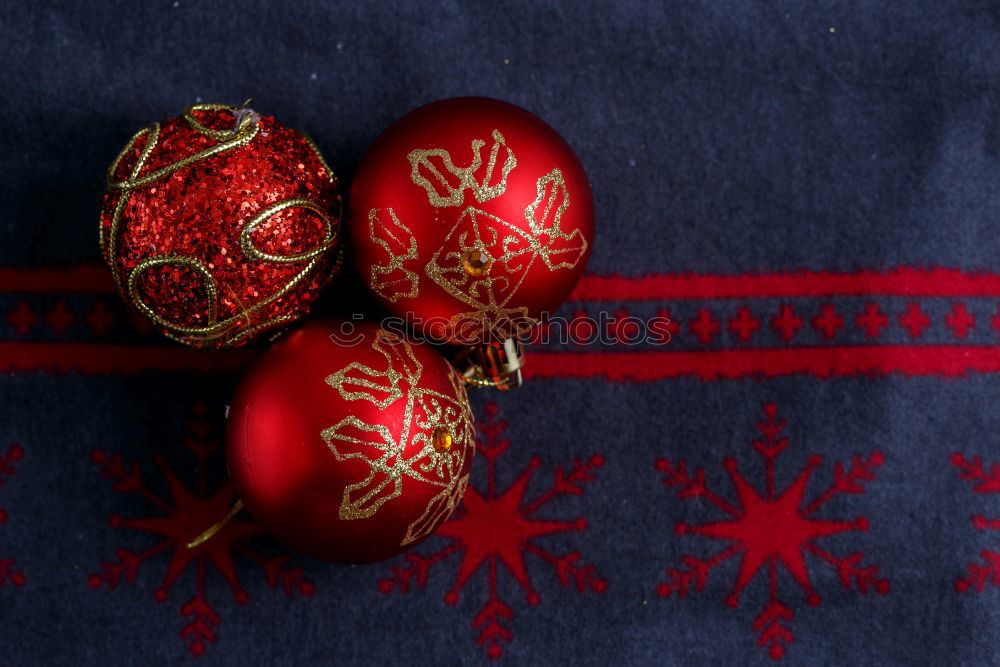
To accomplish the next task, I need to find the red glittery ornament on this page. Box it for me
[226,319,475,563]
[347,97,594,344]
[99,103,342,348]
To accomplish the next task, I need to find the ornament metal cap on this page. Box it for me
[453,338,524,391]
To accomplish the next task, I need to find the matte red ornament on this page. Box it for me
[99,103,342,348]
[347,97,594,344]
[226,319,475,563]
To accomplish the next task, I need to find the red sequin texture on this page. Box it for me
[100,107,342,348]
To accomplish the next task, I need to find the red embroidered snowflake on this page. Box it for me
[89,404,315,657]
[655,402,888,660]
[951,452,1000,593]
[378,401,605,659]
[0,443,24,587]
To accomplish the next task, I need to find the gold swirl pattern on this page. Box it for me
[127,255,219,333]
[240,198,337,264]
[369,128,587,336]
[100,103,340,348]
[320,329,474,546]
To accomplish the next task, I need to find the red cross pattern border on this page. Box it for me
[5,265,1000,380]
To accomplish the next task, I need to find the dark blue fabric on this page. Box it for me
[2,1,1000,665]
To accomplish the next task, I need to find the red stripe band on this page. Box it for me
[5,266,1000,300]
[570,268,1000,301]
[525,346,1000,381]
[4,342,1000,380]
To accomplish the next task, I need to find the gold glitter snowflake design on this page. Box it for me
[321,330,474,545]
[368,129,588,335]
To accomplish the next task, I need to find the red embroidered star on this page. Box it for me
[85,300,116,336]
[811,303,844,340]
[991,306,1000,337]
[0,443,24,587]
[89,404,315,657]
[771,304,803,341]
[729,306,760,342]
[691,307,721,344]
[899,302,930,339]
[653,307,681,344]
[378,401,605,659]
[6,301,36,335]
[46,300,75,336]
[655,403,888,660]
[856,302,888,338]
[951,453,1000,594]
[945,303,975,339]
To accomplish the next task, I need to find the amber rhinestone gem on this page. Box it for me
[463,249,491,276]
[432,427,453,452]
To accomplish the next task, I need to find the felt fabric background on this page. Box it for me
[3,1,1000,664]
